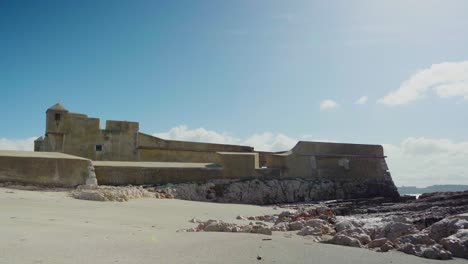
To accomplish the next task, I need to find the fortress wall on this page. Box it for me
[292,141,384,156]
[216,152,259,179]
[93,162,223,185]
[97,120,139,161]
[138,133,253,153]
[138,148,219,163]
[62,115,101,159]
[0,151,91,187]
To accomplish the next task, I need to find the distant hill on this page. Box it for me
[398,185,468,195]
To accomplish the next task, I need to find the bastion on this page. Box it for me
[0,103,400,201]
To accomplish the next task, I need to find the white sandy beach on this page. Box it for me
[0,187,464,264]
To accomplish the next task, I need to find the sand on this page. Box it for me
[0,187,465,264]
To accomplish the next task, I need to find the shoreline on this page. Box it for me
[1,187,466,263]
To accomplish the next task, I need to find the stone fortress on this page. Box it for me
[0,103,400,202]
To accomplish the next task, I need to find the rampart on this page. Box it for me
[0,151,91,187]
[29,103,400,200]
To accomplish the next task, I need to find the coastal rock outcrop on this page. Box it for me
[183,198,468,261]
[152,177,399,205]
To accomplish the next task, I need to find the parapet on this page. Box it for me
[105,120,139,132]
[0,151,92,187]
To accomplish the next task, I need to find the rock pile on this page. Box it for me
[180,219,272,235]
[70,185,173,202]
[184,203,468,260]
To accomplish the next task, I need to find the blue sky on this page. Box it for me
[1,0,468,187]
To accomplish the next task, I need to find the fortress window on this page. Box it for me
[95,145,103,152]
[55,113,61,121]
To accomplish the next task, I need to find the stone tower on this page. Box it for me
[44,103,69,152]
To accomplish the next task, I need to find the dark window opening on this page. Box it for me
[55,113,61,121]
[95,145,103,152]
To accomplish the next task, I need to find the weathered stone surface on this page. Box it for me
[367,238,388,249]
[288,220,305,231]
[297,226,323,236]
[397,232,435,246]
[337,227,371,245]
[70,185,163,202]
[379,242,394,252]
[185,219,273,236]
[335,219,357,232]
[324,234,362,248]
[271,222,288,231]
[154,177,399,205]
[427,216,468,242]
[421,245,452,260]
[382,222,419,241]
[440,229,468,259]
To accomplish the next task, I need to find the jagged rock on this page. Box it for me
[335,219,357,232]
[382,222,419,241]
[398,243,452,260]
[189,219,272,235]
[337,227,371,245]
[398,243,418,255]
[397,232,435,246]
[427,216,468,242]
[153,178,398,205]
[440,229,468,259]
[288,220,305,231]
[236,215,247,220]
[70,185,158,202]
[271,222,288,232]
[421,245,452,260]
[379,242,394,252]
[252,226,272,235]
[367,238,388,249]
[382,215,411,224]
[297,226,323,236]
[323,234,362,248]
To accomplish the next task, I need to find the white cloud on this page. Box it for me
[0,137,37,151]
[355,96,368,105]
[243,132,297,152]
[154,126,297,152]
[320,99,339,110]
[378,61,468,105]
[384,137,468,187]
[354,96,369,104]
[153,125,240,145]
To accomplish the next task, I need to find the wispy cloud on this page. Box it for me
[320,99,339,110]
[153,125,297,152]
[0,137,37,151]
[354,96,368,105]
[384,137,468,187]
[378,61,468,106]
